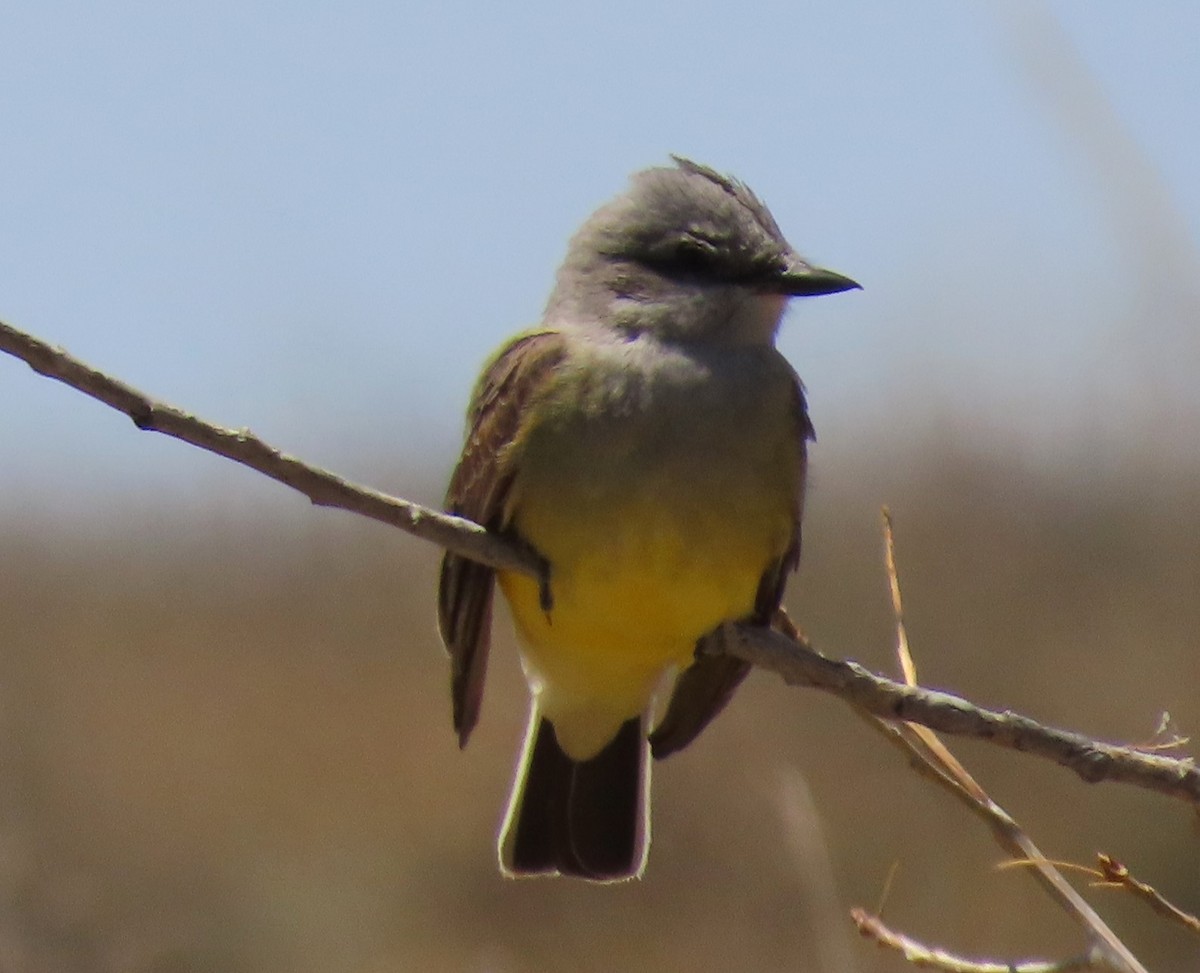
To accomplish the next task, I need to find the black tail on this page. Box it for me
[500,713,648,881]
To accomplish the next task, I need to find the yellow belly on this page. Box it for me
[499,453,795,759]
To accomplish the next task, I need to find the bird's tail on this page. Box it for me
[499,707,649,881]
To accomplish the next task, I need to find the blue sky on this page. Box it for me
[2,1,1197,512]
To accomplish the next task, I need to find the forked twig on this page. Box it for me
[856,513,1146,973]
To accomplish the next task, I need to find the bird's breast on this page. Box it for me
[494,337,804,757]
[504,338,801,644]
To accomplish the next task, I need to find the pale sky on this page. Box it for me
[2,1,1198,512]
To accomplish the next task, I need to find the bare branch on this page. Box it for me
[3,317,1199,817]
[0,320,541,578]
[719,626,1200,806]
[850,909,1097,973]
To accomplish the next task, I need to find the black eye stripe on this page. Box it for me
[669,238,717,271]
[637,242,779,286]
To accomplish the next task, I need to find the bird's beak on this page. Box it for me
[775,254,860,296]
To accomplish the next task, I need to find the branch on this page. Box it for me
[3,318,1198,810]
[851,910,1097,973]
[719,626,1200,806]
[0,320,541,578]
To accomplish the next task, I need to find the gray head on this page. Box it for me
[545,157,858,344]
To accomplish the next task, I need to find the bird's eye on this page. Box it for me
[668,236,716,274]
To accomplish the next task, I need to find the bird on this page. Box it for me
[437,157,858,881]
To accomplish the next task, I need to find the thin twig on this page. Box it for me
[3,317,1199,815]
[864,719,1145,972]
[851,909,1096,973]
[881,511,986,801]
[883,506,917,686]
[1094,854,1200,937]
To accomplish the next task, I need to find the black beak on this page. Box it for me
[775,254,860,296]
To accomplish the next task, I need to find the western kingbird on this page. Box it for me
[438,157,858,881]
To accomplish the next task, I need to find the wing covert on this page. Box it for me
[437,330,567,747]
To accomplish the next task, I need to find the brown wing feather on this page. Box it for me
[438,330,568,748]
[650,375,813,759]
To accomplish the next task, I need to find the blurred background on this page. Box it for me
[2,1,1199,970]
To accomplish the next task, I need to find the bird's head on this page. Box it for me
[547,157,859,344]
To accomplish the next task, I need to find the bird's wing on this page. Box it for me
[438,329,568,748]
[649,374,813,759]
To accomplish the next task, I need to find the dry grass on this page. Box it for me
[1,441,1198,972]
